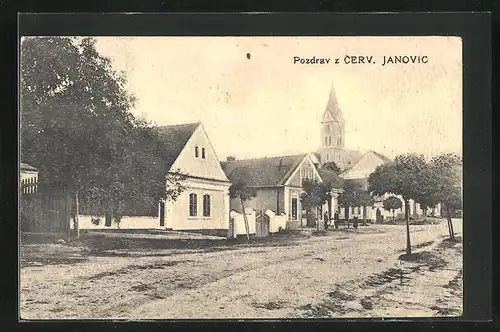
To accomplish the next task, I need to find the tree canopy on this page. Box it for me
[20,36,185,218]
[321,161,341,174]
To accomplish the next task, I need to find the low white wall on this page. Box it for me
[230,209,256,236]
[72,215,163,230]
[265,209,287,233]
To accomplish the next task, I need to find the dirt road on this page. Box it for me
[20,220,462,320]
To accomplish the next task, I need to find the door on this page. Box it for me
[159,200,165,227]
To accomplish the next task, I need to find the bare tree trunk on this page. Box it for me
[362,206,367,226]
[75,189,80,240]
[240,198,250,241]
[327,198,332,224]
[404,198,411,255]
[65,191,71,243]
[393,209,395,222]
[446,206,455,241]
[345,206,349,228]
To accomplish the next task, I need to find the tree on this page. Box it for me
[430,153,463,240]
[321,161,341,174]
[300,179,329,229]
[20,37,187,237]
[229,181,257,240]
[368,153,428,255]
[21,37,136,238]
[356,190,375,225]
[383,196,403,222]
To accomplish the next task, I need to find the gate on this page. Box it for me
[255,210,269,238]
[20,181,71,234]
[228,217,235,239]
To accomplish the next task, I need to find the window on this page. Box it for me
[203,194,211,217]
[326,153,329,161]
[195,146,199,158]
[325,137,328,146]
[202,147,206,159]
[189,193,197,216]
[291,198,298,220]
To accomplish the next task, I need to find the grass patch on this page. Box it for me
[298,301,354,317]
[398,251,447,271]
[364,267,417,287]
[85,260,192,281]
[328,290,356,301]
[360,297,374,310]
[252,300,287,310]
[21,256,88,268]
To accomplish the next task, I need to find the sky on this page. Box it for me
[94,36,462,161]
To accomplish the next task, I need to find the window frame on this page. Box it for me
[201,147,206,159]
[195,146,199,158]
[189,193,198,217]
[203,194,211,217]
[291,197,298,220]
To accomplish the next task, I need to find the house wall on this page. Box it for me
[285,187,303,229]
[74,215,163,229]
[170,125,229,182]
[229,187,284,216]
[165,177,230,231]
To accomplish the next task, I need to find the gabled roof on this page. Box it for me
[221,154,307,188]
[318,169,344,189]
[370,150,392,163]
[157,122,200,169]
[21,163,38,172]
[342,149,364,169]
[340,150,389,174]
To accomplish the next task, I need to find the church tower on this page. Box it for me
[319,84,346,166]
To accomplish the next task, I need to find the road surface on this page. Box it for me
[20,220,462,319]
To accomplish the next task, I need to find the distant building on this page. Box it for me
[314,85,439,220]
[221,154,343,229]
[20,163,39,194]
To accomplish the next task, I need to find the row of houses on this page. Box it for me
[21,85,441,237]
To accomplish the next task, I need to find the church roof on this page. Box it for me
[221,154,306,188]
[157,122,201,170]
[322,84,344,123]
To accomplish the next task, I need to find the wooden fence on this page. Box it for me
[20,181,71,235]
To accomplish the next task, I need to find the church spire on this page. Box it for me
[324,83,344,123]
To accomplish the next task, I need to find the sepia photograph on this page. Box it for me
[20,35,463,320]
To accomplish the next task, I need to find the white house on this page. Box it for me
[158,122,231,235]
[221,154,344,230]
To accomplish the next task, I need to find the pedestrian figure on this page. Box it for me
[353,216,359,230]
[334,212,339,229]
[324,211,329,230]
